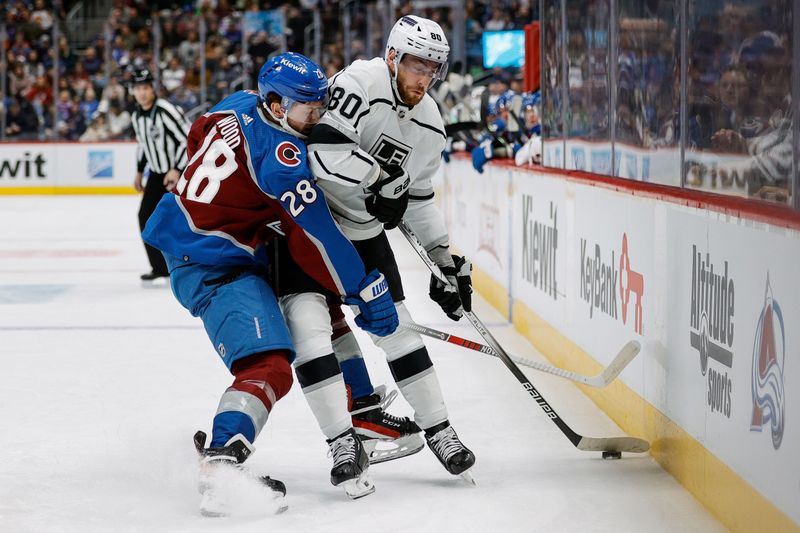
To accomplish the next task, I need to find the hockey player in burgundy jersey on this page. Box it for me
[142,53,394,511]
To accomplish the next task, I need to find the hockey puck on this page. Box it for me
[602,451,622,460]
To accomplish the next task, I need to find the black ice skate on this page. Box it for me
[193,430,287,517]
[351,385,424,464]
[140,270,169,288]
[424,421,476,484]
[326,428,375,499]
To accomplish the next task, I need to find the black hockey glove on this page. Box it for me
[429,255,472,321]
[365,163,410,230]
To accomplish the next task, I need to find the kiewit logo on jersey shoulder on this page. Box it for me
[275,141,301,167]
[369,134,411,167]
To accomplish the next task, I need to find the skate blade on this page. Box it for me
[199,491,229,518]
[200,491,287,517]
[363,434,425,464]
[141,278,170,289]
[199,469,288,517]
[200,507,228,518]
[343,471,376,500]
[272,496,289,514]
[459,469,477,486]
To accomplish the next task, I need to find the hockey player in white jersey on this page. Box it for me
[302,15,476,479]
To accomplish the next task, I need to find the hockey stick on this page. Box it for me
[397,221,649,454]
[399,321,640,388]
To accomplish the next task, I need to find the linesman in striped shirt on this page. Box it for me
[130,67,191,281]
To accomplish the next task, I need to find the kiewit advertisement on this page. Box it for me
[0,145,55,187]
[0,143,137,190]
[510,170,567,328]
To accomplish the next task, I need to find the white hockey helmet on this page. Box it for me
[385,15,450,83]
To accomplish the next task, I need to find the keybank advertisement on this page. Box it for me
[666,207,800,524]
[0,143,137,188]
[565,185,657,396]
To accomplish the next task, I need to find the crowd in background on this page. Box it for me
[542,0,793,201]
[2,0,533,142]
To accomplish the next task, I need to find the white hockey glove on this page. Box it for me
[365,163,411,230]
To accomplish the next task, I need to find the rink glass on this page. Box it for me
[541,0,797,207]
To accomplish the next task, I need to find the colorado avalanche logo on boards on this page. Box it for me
[750,273,786,450]
[275,141,301,167]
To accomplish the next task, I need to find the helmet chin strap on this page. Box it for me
[389,53,408,105]
[264,102,309,139]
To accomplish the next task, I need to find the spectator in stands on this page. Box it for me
[219,10,243,44]
[56,89,73,122]
[160,19,182,49]
[185,57,211,92]
[26,50,45,77]
[111,34,130,65]
[55,76,72,97]
[178,29,202,66]
[132,28,151,54]
[67,63,91,97]
[170,85,199,112]
[204,34,226,67]
[107,101,132,139]
[80,112,111,142]
[31,0,54,32]
[286,5,312,52]
[123,4,149,35]
[54,92,86,140]
[707,66,751,152]
[485,7,510,31]
[117,26,136,51]
[161,57,186,94]
[322,43,345,77]
[26,74,53,108]
[9,61,34,97]
[101,75,126,106]
[82,47,103,76]
[80,87,101,123]
[717,3,754,67]
[34,32,49,57]
[247,30,277,84]
[210,54,241,101]
[5,97,39,139]
[11,32,33,60]
[56,35,76,72]
[709,31,793,202]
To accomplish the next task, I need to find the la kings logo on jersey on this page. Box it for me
[369,134,412,167]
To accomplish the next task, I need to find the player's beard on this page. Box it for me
[397,79,425,106]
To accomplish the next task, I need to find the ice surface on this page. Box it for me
[0,196,724,533]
